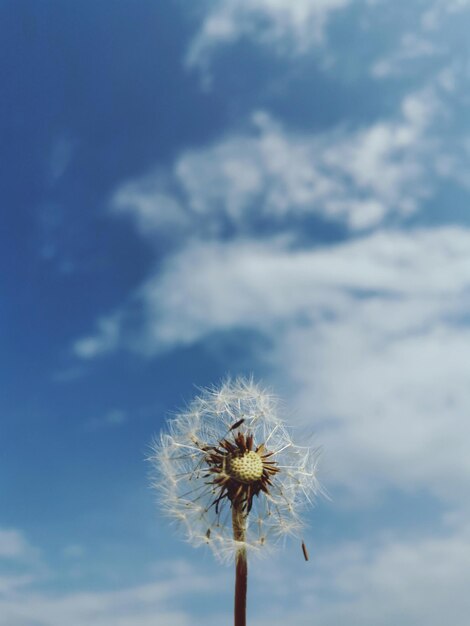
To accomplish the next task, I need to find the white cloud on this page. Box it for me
[73,226,470,504]
[421,0,470,32]
[185,0,470,88]
[78,226,470,350]
[371,32,443,79]
[111,87,442,240]
[371,1,470,80]
[113,175,189,239]
[0,528,46,609]
[250,517,470,626]
[3,520,470,626]
[74,314,122,360]
[0,558,226,626]
[0,575,35,595]
[186,0,352,71]
[0,529,37,562]
[280,314,470,503]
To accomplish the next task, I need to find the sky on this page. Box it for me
[2,0,470,624]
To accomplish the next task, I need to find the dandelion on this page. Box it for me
[149,377,320,626]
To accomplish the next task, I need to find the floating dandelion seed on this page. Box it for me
[149,378,320,626]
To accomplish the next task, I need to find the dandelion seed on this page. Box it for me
[148,377,320,626]
[301,539,309,562]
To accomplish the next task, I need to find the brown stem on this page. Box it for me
[232,502,247,626]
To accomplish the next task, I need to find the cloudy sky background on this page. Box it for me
[2,0,470,624]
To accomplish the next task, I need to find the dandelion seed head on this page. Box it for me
[149,377,320,562]
[227,450,264,483]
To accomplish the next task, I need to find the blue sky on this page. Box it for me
[2,0,470,624]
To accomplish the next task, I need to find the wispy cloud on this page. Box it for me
[187,0,470,91]
[371,1,470,80]
[48,134,76,184]
[74,314,122,360]
[186,0,353,73]
[2,519,470,626]
[0,546,227,626]
[371,32,443,80]
[83,408,128,431]
[72,226,470,505]
[0,527,47,605]
[250,515,470,626]
[111,85,447,240]
[0,529,38,562]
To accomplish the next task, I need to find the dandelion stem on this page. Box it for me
[232,502,247,626]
